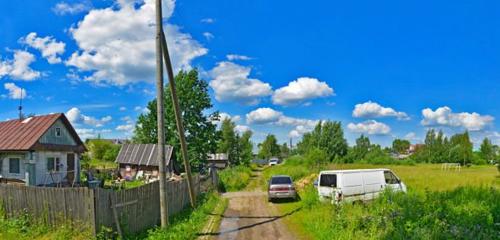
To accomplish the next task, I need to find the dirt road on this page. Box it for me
[212,190,297,240]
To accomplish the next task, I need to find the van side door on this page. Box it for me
[383,170,402,192]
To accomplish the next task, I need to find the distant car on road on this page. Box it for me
[315,169,407,204]
[268,175,297,202]
[268,158,279,166]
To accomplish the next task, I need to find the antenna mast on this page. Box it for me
[18,88,23,120]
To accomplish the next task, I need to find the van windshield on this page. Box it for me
[271,177,292,184]
[320,174,337,187]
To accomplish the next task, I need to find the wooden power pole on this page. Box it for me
[155,0,169,227]
[160,31,197,208]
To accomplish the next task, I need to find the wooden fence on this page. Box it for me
[0,175,201,235]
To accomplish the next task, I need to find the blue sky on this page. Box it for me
[0,0,499,148]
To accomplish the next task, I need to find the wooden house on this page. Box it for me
[207,153,229,169]
[115,143,173,180]
[0,113,86,186]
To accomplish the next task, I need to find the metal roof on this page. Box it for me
[0,113,84,151]
[116,143,173,167]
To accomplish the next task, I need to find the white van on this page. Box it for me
[315,169,407,203]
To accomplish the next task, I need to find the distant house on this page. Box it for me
[207,153,229,169]
[115,143,173,180]
[0,114,86,186]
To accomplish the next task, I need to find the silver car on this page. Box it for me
[267,175,297,202]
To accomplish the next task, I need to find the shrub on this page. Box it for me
[218,166,252,192]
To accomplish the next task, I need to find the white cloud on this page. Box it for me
[75,128,112,139]
[116,124,134,132]
[246,107,318,138]
[119,106,127,111]
[134,106,149,113]
[66,0,207,86]
[52,1,92,15]
[66,107,112,127]
[404,132,420,142]
[272,77,334,106]
[246,108,282,124]
[235,125,251,133]
[209,61,272,105]
[353,101,409,120]
[3,83,27,99]
[226,54,252,61]
[347,120,391,135]
[20,32,66,64]
[0,50,41,81]
[201,18,215,24]
[203,32,214,41]
[421,106,494,131]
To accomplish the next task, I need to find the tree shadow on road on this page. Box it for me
[197,207,302,236]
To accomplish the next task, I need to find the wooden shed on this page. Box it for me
[115,143,173,180]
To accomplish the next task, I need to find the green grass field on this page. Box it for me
[264,163,500,240]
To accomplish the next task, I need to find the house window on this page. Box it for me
[9,158,20,174]
[47,157,61,172]
[55,127,62,137]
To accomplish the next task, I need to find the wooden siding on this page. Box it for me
[39,119,77,146]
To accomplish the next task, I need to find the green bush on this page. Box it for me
[218,166,252,192]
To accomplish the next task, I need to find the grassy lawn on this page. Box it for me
[264,163,500,240]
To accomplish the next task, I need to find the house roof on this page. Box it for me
[0,113,85,152]
[116,143,173,167]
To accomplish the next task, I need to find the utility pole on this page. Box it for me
[160,28,197,207]
[155,0,169,227]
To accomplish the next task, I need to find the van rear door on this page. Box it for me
[318,173,337,199]
[384,170,403,192]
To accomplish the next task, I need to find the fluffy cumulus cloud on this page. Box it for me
[226,54,252,61]
[404,132,420,142]
[421,106,494,131]
[20,32,66,64]
[235,125,251,133]
[209,61,272,105]
[3,83,27,99]
[76,128,112,139]
[246,107,318,138]
[246,108,283,124]
[0,50,41,81]
[66,107,112,127]
[52,1,92,15]
[353,101,409,120]
[203,32,214,40]
[347,120,391,135]
[272,77,334,106]
[66,0,207,86]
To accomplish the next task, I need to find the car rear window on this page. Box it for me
[271,177,292,184]
[320,174,337,187]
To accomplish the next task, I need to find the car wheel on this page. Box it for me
[268,197,272,203]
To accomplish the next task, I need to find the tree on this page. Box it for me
[449,131,473,165]
[258,134,280,159]
[392,139,411,154]
[280,143,290,159]
[133,69,218,170]
[480,138,495,163]
[218,118,238,164]
[239,130,254,166]
[296,121,348,162]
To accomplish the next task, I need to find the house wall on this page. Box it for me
[34,151,80,186]
[39,119,77,146]
[0,152,27,182]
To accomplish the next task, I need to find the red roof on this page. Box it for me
[0,113,84,151]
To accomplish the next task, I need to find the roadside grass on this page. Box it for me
[0,209,93,240]
[218,165,252,192]
[85,158,118,170]
[135,191,222,240]
[279,186,500,240]
[264,161,500,240]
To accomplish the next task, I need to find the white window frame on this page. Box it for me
[47,157,61,172]
[55,127,62,137]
